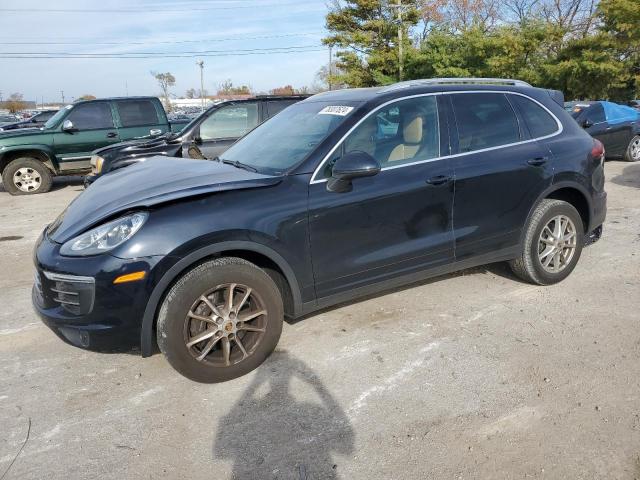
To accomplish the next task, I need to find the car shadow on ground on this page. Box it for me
[610,162,640,189]
[213,351,355,480]
[0,175,85,194]
[289,261,522,326]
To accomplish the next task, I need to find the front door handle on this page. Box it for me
[527,156,548,167]
[425,174,452,186]
[106,132,117,138]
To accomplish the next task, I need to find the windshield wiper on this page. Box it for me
[221,159,258,173]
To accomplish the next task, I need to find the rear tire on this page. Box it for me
[624,135,640,162]
[157,257,284,383]
[510,199,584,285]
[2,157,53,195]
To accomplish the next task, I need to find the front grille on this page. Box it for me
[40,271,95,315]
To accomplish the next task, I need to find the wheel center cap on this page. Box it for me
[224,322,234,332]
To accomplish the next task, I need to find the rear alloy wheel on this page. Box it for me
[510,199,584,285]
[2,157,53,195]
[624,135,640,162]
[157,257,283,383]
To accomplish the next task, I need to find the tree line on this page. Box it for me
[323,0,639,101]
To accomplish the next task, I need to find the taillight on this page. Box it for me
[591,139,605,165]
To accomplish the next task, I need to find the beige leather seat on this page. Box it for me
[388,114,423,162]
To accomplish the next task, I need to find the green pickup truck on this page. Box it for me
[0,96,188,195]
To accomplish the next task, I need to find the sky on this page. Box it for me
[0,0,331,104]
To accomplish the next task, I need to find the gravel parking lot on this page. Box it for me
[1,161,639,480]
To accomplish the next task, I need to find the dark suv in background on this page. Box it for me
[85,95,308,185]
[0,109,58,132]
[33,78,606,383]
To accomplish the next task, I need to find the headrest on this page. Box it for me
[403,115,423,144]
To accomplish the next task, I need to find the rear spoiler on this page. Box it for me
[546,89,564,107]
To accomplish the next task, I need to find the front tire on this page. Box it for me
[510,199,584,285]
[624,135,640,162]
[2,157,53,195]
[157,257,284,383]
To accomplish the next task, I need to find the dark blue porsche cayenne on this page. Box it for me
[33,78,607,382]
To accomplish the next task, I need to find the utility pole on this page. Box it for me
[397,0,403,81]
[61,90,65,104]
[328,45,333,91]
[196,60,205,112]
[125,80,129,97]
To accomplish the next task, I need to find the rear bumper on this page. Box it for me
[590,190,607,232]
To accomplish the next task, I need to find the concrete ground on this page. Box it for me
[0,162,639,480]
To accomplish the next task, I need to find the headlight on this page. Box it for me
[90,155,105,174]
[60,212,148,256]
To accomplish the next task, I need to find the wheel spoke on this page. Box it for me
[186,329,217,347]
[552,217,562,239]
[226,283,236,313]
[234,336,248,359]
[238,309,267,322]
[222,337,231,366]
[553,251,562,271]
[238,324,266,333]
[200,295,223,317]
[188,311,216,323]
[196,336,221,361]
[236,287,252,312]
[539,245,556,260]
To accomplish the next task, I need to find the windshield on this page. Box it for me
[219,100,358,175]
[44,105,72,129]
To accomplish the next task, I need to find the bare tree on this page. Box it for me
[151,71,176,111]
[539,0,598,36]
[185,88,196,99]
[5,93,26,113]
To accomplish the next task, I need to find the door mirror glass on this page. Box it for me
[327,151,380,193]
[62,119,75,131]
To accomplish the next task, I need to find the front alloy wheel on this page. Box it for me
[158,257,284,383]
[184,283,267,366]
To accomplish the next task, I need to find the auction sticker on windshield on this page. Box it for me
[318,106,354,116]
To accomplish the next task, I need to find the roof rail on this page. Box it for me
[378,77,532,93]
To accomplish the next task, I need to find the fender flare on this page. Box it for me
[519,180,593,246]
[140,241,303,357]
[0,144,59,172]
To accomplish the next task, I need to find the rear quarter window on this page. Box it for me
[510,95,559,138]
[116,100,160,127]
[451,93,520,152]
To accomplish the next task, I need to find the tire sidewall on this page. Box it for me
[2,157,53,195]
[158,261,284,383]
[527,202,584,285]
[625,135,640,162]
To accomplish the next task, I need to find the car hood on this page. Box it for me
[96,135,177,155]
[0,127,47,140]
[48,156,283,243]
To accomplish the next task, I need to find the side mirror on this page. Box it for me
[62,120,75,132]
[327,151,381,193]
[582,119,593,129]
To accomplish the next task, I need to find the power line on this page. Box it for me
[0,48,325,59]
[0,31,324,46]
[0,1,316,13]
[0,45,321,58]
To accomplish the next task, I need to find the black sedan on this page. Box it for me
[0,109,58,132]
[570,101,640,161]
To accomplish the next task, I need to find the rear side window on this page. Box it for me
[200,103,259,140]
[116,100,159,127]
[583,103,605,124]
[67,102,114,130]
[451,93,520,152]
[510,95,559,138]
[265,100,297,119]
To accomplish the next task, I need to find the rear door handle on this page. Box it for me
[425,174,452,186]
[106,132,117,138]
[527,157,548,167]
